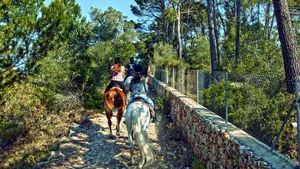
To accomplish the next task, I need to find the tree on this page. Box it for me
[273,0,300,93]
[90,7,125,42]
[132,0,205,59]
[31,0,81,69]
[206,0,219,80]
[131,0,166,35]
[0,0,43,77]
[235,0,241,64]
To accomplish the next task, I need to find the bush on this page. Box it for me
[83,86,104,110]
[0,80,86,168]
[201,80,296,159]
[0,119,21,148]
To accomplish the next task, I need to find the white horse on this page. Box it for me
[125,100,154,168]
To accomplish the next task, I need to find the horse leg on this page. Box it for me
[106,111,113,138]
[116,108,123,135]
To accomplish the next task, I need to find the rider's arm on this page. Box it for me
[122,66,126,79]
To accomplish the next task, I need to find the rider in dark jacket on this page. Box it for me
[126,57,136,78]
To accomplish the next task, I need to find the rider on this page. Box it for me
[105,56,126,93]
[126,57,136,78]
[128,64,157,122]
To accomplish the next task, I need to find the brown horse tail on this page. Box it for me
[104,87,126,112]
[104,92,114,113]
[113,87,126,108]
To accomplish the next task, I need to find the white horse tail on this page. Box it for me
[132,122,154,168]
[125,101,154,168]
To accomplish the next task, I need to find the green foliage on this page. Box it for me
[222,35,285,76]
[192,157,206,169]
[31,0,81,67]
[163,8,177,23]
[83,86,103,109]
[0,119,21,147]
[153,42,185,68]
[90,7,126,42]
[201,80,295,157]
[187,36,210,71]
[33,44,73,91]
[0,1,93,166]
[0,79,86,168]
[155,93,170,113]
[0,0,43,86]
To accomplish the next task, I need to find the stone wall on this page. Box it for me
[149,75,297,169]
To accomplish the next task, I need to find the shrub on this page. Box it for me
[201,80,295,158]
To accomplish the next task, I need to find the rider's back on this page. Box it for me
[111,64,125,81]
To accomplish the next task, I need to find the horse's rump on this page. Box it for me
[104,87,126,112]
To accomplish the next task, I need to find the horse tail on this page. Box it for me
[113,87,126,111]
[132,118,154,167]
[104,91,114,113]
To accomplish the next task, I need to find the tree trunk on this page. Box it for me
[213,0,221,67]
[273,0,300,93]
[199,14,206,36]
[264,2,271,38]
[218,11,226,38]
[268,11,275,39]
[176,6,182,59]
[250,6,255,29]
[235,0,241,65]
[166,21,170,44]
[206,0,218,81]
[257,3,260,31]
[172,22,176,46]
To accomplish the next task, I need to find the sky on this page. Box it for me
[44,0,138,21]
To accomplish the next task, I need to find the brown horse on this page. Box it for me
[104,87,126,137]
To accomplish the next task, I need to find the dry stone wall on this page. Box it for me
[149,75,297,169]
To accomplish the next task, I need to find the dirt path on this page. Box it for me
[35,100,194,169]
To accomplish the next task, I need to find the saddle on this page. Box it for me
[109,82,124,92]
[110,86,123,91]
[132,96,146,103]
